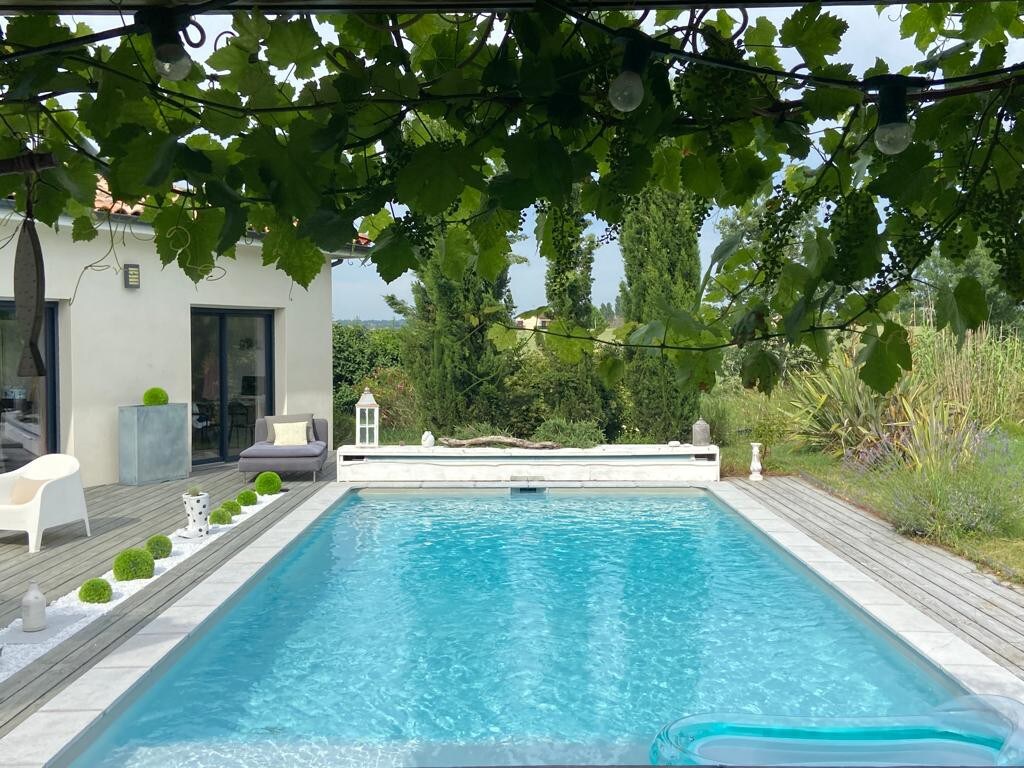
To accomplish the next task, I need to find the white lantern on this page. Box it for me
[355,388,379,447]
[21,580,46,632]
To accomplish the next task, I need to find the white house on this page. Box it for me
[0,195,362,487]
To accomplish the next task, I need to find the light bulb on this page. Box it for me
[609,70,644,112]
[154,43,192,81]
[874,121,913,155]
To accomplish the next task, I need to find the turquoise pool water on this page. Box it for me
[69,491,961,767]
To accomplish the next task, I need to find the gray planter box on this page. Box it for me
[119,403,188,485]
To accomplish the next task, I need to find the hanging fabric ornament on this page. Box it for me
[14,187,46,377]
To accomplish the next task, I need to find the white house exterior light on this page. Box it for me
[356,388,379,448]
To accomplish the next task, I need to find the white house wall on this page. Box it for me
[0,214,333,487]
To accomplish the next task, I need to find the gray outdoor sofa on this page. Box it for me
[237,417,329,481]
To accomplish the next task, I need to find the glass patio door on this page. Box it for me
[0,302,57,472]
[190,309,273,464]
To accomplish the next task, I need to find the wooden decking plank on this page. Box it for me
[739,479,1024,640]
[731,478,1024,676]
[763,476,1024,622]
[0,479,327,737]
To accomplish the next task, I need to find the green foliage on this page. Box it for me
[391,237,516,433]
[619,185,703,439]
[145,534,172,560]
[222,500,242,514]
[237,489,258,506]
[112,548,154,581]
[141,387,169,406]
[882,434,1024,542]
[531,417,604,448]
[185,485,202,497]
[9,8,1022,391]
[450,422,506,439]
[78,578,112,604]
[209,507,233,525]
[254,471,282,495]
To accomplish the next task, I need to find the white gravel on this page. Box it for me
[0,491,284,683]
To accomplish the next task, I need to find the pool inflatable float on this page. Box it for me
[651,696,1024,766]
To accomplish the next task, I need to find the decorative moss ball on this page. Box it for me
[237,489,258,507]
[145,534,172,560]
[141,387,169,406]
[222,500,242,514]
[79,578,112,604]
[113,548,155,581]
[209,507,233,525]
[254,471,282,495]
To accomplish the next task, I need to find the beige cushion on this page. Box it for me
[265,413,313,442]
[9,476,45,504]
[273,421,308,446]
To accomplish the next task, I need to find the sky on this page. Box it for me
[66,6,949,319]
[335,4,927,320]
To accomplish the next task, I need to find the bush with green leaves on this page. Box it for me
[113,548,154,581]
[237,489,258,506]
[222,500,242,514]
[142,387,169,406]
[532,418,604,448]
[209,507,233,525]
[145,534,172,560]
[254,471,282,495]
[79,578,112,604]
[882,433,1024,543]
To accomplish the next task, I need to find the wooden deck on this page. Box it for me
[2,472,1024,742]
[0,463,335,738]
[733,476,1024,679]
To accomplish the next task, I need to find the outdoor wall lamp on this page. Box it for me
[865,74,923,156]
[134,7,194,81]
[609,33,650,113]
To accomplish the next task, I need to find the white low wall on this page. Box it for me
[336,444,720,484]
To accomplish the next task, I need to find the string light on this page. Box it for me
[865,74,924,155]
[134,8,193,81]
[609,34,650,112]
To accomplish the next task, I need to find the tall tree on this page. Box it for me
[386,233,515,433]
[539,197,621,437]
[619,185,702,441]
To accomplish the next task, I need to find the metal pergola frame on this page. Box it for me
[0,1,951,13]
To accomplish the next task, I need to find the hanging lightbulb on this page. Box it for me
[608,36,650,113]
[867,74,916,155]
[134,8,193,82]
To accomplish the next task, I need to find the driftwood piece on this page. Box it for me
[438,435,562,449]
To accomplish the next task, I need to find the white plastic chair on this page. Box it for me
[0,454,90,553]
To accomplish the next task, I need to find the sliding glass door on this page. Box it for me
[191,309,273,464]
[0,302,57,472]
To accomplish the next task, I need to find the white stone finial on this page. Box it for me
[749,442,763,482]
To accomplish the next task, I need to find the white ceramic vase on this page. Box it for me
[21,580,46,632]
[179,492,210,539]
[421,430,435,448]
[749,442,763,482]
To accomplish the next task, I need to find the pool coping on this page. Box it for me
[3,479,1023,766]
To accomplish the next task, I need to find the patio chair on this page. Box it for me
[0,454,90,553]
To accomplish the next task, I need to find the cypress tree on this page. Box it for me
[619,185,702,441]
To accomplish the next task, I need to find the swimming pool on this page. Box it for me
[67,490,962,767]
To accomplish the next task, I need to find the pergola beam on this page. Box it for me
[0,0,951,12]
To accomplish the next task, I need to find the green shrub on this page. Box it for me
[883,436,1024,542]
[222,500,242,514]
[254,471,282,495]
[237,489,258,506]
[451,422,506,439]
[145,534,172,559]
[209,507,233,525]
[142,387,169,406]
[532,417,604,448]
[79,578,112,604]
[113,548,154,581]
